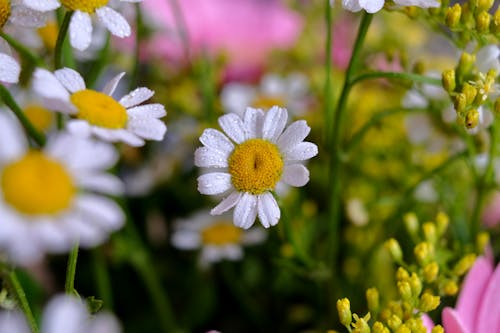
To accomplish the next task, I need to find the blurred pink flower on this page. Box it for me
[424,256,500,333]
[332,15,355,69]
[482,191,500,228]
[139,0,303,79]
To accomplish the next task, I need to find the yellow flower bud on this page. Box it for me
[435,212,449,236]
[409,273,423,296]
[462,83,478,105]
[337,298,352,327]
[492,8,500,34]
[443,279,459,296]
[457,53,476,77]
[395,324,411,333]
[445,4,462,29]
[477,0,494,11]
[385,238,403,262]
[387,314,402,331]
[419,293,440,312]
[423,222,437,244]
[404,212,419,236]
[414,242,433,265]
[465,109,480,129]
[423,262,439,282]
[352,313,371,333]
[396,267,410,282]
[453,254,477,276]
[373,321,390,333]
[477,232,490,254]
[476,11,491,33]
[453,93,467,112]
[432,325,445,333]
[366,288,380,313]
[442,69,456,92]
[398,281,413,301]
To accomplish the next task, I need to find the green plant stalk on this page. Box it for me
[324,0,334,143]
[0,32,43,67]
[92,248,114,309]
[198,54,217,124]
[0,85,46,146]
[54,11,74,69]
[5,270,39,333]
[350,71,442,86]
[65,242,79,295]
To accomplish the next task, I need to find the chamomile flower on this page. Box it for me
[32,67,167,147]
[195,106,318,229]
[0,0,48,30]
[0,294,121,333]
[334,0,439,13]
[0,113,124,265]
[23,0,139,51]
[172,210,266,267]
[0,51,19,84]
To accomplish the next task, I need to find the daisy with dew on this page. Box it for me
[334,0,439,14]
[195,106,318,229]
[0,294,121,333]
[0,112,124,265]
[32,67,167,147]
[22,0,140,51]
[172,210,266,267]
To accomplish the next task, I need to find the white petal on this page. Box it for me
[243,107,264,139]
[342,0,363,12]
[69,11,93,51]
[127,104,166,119]
[87,313,122,333]
[358,0,384,12]
[197,172,232,195]
[75,194,125,231]
[67,119,92,138]
[76,173,124,195]
[194,147,229,168]
[9,5,47,28]
[284,142,318,161]
[262,106,288,142]
[128,118,167,141]
[0,112,27,163]
[211,191,242,215]
[31,222,71,253]
[22,0,60,11]
[0,53,20,84]
[42,295,87,333]
[54,68,86,93]
[257,192,280,228]
[119,87,154,108]
[476,45,500,73]
[102,72,125,96]
[199,128,234,155]
[96,7,131,38]
[218,113,246,144]
[32,68,69,101]
[110,129,145,146]
[68,216,107,248]
[394,0,439,7]
[277,120,310,152]
[221,244,243,260]
[0,311,31,333]
[282,164,310,187]
[233,193,257,229]
[171,230,201,250]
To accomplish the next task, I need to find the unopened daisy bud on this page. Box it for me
[494,97,500,115]
[414,242,433,265]
[404,212,419,236]
[462,83,478,105]
[445,4,462,29]
[442,279,459,296]
[423,262,439,282]
[372,321,390,333]
[435,212,449,236]
[477,232,490,254]
[395,324,411,333]
[385,238,403,262]
[366,288,380,313]
[442,69,456,92]
[453,253,477,276]
[352,313,371,333]
[387,314,402,331]
[409,273,422,296]
[337,298,352,327]
[453,93,467,112]
[397,281,413,301]
[476,11,491,33]
[465,109,480,129]
[432,325,445,333]
[423,222,437,244]
[396,267,410,281]
[419,293,440,312]
[457,53,476,77]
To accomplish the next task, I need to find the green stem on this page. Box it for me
[92,248,113,309]
[5,270,39,333]
[198,54,216,124]
[54,11,74,69]
[324,0,334,142]
[350,71,442,86]
[0,32,43,67]
[65,242,79,295]
[0,85,46,146]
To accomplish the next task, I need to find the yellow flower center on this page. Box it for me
[201,222,242,245]
[61,0,108,13]
[0,0,10,29]
[24,104,54,132]
[1,151,76,215]
[252,95,285,110]
[71,89,128,129]
[37,21,58,51]
[228,138,283,194]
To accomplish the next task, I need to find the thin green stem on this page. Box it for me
[65,242,79,295]
[0,32,43,67]
[198,54,217,124]
[54,11,74,69]
[324,0,334,142]
[350,71,442,86]
[5,270,39,333]
[0,85,45,146]
[92,248,114,309]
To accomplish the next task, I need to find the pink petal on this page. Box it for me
[476,262,500,332]
[442,308,468,333]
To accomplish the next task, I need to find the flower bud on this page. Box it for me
[396,267,410,281]
[372,322,390,333]
[385,238,403,262]
[477,0,494,11]
[435,212,449,236]
[477,232,490,254]
[442,280,459,296]
[395,325,411,333]
[457,53,476,78]
[454,254,476,276]
[432,325,445,333]
[352,313,371,333]
[387,314,402,331]
[409,273,422,296]
[442,69,456,92]
[423,262,439,282]
[366,288,380,313]
[476,11,491,33]
[492,8,500,34]
[423,222,437,244]
[414,242,433,265]
[337,298,352,327]
[445,4,462,29]
[465,109,480,129]
[397,281,412,301]
[462,83,478,105]
[419,293,440,312]
[453,93,467,112]
[404,212,419,236]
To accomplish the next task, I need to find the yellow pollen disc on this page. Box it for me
[1,151,76,215]
[24,104,54,132]
[71,89,128,129]
[252,95,285,110]
[61,0,108,13]
[201,222,242,245]
[228,138,283,195]
[37,21,58,51]
[0,0,11,29]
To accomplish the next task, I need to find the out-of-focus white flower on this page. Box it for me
[195,106,318,229]
[0,113,124,265]
[346,198,369,226]
[334,0,439,13]
[32,68,167,147]
[0,0,48,30]
[172,210,266,267]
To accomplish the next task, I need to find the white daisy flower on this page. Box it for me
[334,0,439,13]
[195,106,318,229]
[32,67,167,147]
[172,210,266,267]
[0,0,48,30]
[0,294,121,333]
[0,112,125,265]
[0,51,20,84]
[23,0,140,51]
